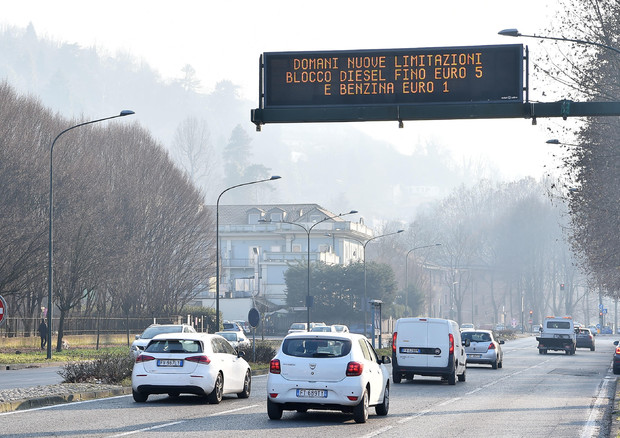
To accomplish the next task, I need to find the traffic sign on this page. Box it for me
[0,295,6,327]
[248,308,260,328]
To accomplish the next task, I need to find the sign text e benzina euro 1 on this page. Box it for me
[262,44,524,108]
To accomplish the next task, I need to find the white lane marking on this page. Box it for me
[0,394,131,416]
[107,404,259,437]
[108,421,185,437]
[580,374,613,438]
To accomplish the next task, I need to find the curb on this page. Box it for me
[0,387,132,413]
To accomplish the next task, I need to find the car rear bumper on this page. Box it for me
[392,354,455,377]
[132,372,215,395]
[267,375,364,407]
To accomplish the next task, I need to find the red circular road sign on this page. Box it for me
[0,295,6,327]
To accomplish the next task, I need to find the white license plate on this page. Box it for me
[469,354,482,358]
[157,359,183,367]
[296,389,327,398]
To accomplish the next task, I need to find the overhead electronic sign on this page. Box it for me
[261,44,524,108]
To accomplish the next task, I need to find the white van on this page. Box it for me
[391,317,469,385]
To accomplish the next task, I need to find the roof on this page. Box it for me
[208,203,349,225]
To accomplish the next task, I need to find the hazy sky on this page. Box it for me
[1,0,577,181]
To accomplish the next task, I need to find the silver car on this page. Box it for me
[461,330,504,369]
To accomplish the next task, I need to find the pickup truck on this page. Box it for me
[536,317,577,355]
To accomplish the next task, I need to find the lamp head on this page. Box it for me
[119,110,135,116]
[498,28,520,37]
[546,139,560,144]
[270,175,282,180]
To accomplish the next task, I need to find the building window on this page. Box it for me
[310,214,323,223]
[292,244,302,253]
[270,212,283,222]
[248,213,260,224]
[270,245,281,252]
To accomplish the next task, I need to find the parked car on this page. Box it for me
[576,328,595,351]
[392,317,468,384]
[310,325,336,332]
[613,341,620,374]
[332,324,349,333]
[131,333,251,403]
[349,323,380,338]
[131,324,196,358]
[233,320,251,333]
[216,331,251,349]
[461,329,504,369]
[222,320,244,332]
[267,332,391,423]
[288,322,308,334]
[601,326,613,334]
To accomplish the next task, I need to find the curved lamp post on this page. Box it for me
[404,243,442,316]
[47,110,135,359]
[279,210,358,328]
[498,28,620,55]
[353,229,404,336]
[215,176,281,330]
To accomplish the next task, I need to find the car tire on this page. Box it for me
[392,371,402,384]
[132,389,148,403]
[458,369,466,382]
[498,360,503,369]
[237,370,251,398]
[492,360,498,369]
[447,367,456,385]
[591,346,595,351]
[267,398,283,420]
[353,389,369,423]
[614,366,620,375]
[375,383,389,416]
[208,372,223,404]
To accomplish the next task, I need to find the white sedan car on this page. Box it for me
[216,331,251,349]
[267,332,391,423]
[132,333,251,404]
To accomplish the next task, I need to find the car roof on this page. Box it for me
[461,329,494,335]
[283,331,364,341]
[150,332,217,341]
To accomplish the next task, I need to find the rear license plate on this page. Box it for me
[157,359,183,367]
[400,347,421,354]
[296,389,327,398]
[468,354,482,358]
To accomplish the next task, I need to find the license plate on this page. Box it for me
[296,389,327,398]
[401,347,421,354]
[157,359,183,367]
[468,354,482,358]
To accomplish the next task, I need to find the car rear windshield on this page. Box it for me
[282,338,351,358]
[461,332,491,342]
[141,326,183,338]
[219,332,237,341]
[145,339,202,354]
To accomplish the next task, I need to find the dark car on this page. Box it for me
[614,341,620,374]
[576,328,595,351]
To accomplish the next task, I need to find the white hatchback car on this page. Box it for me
[216,331,251,349]
[267,332,391,423]
[132,333,251,403]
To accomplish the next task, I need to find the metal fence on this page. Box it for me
[0,315,185,338]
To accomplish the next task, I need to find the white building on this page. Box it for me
[193,204,374,322]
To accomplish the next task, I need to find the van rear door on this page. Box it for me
[396,319,449,368]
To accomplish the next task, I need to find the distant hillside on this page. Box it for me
[0,24,486,223]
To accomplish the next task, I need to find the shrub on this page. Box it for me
[238,341,277,363]
[59,350,135,384]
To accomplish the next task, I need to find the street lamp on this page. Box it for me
[498,28,620,55]
[215,176,281,330]
[47,110,135,359]
[279,210,358,328]
[355,229,404,336]
[404,243,441,316]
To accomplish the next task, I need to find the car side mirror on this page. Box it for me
[463,339,471,347]
[381,355,391,364]
[237,350,246,358]
[499,340,505,345]
[614,340,619,346]
[135,335,140,340]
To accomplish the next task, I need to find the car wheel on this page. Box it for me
[375,383,389,416]
[614,366,620,375]
[447,368,456,385]
[237,370,251,398]
[267,398,283,420]
[353,389,369,423]
[498,360,503,369]
[458,369,466,382]
[492,359,498,369]
[132,389,148,403]
[392,371,402,384]
[538,349,543,354]
[591,346,595,351]
[208,372,223,404]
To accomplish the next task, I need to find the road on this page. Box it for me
[0,335,616,437]
[0,365,63,390]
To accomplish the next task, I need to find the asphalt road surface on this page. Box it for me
[0,335,616,437]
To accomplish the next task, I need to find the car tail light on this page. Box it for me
[346,361,364,376]
[270,359,281,374]
[488,342,496,350]
[616,347,620,355]
[347,395,359,401]
[392,332,397,353]
[186,355,211,364]
[449,333,454,355]
[135,354,155,363]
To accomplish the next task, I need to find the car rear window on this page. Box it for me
[461,332,491,342]
[145,339,202,354]
[546,321,571,329]
[141,326,183,338]
[282,338,351,358]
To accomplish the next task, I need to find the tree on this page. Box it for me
[171,117,214,196]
